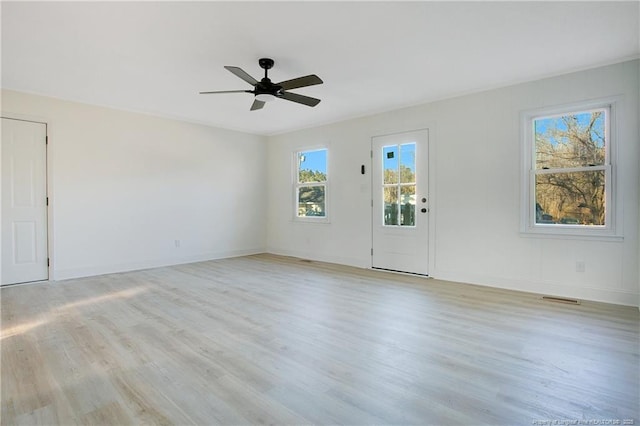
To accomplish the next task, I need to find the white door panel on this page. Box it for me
[1,118,48,285]
[372,130,428,275]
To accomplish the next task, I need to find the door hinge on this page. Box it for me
[46,197,49,206]
[47,258,50,267]
[370,150,373,158]
[371,248,374,255]
[371,199,373,207]
[45,136,48,145]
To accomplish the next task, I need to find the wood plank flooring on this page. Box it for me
[2,254,638,425]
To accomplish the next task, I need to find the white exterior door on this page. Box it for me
[1,118,48,285]
[372,130,429,275]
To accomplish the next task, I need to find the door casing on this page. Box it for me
[371,129,429,276]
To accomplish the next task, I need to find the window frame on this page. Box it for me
[293,146,329,223]
[520,97,621,240]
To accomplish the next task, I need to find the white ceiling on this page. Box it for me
[2,1,638,136]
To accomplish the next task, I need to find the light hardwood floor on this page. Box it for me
[1,254,638,425]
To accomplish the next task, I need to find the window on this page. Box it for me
[295,148,327,219]
[522,100,618,237]
[382,143,416,227]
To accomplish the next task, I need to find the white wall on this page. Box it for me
[266,60,640,306]
[2,89,267,280]
[2,61,637,306]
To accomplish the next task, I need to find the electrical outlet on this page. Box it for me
[576,261,585,272]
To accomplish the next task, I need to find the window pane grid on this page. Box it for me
[295,148,328,219]
[530,107,609,229]
[382,143,416,227]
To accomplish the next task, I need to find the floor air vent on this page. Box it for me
[542,296,581,305]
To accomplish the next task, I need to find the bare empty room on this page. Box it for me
[1,2,639,425]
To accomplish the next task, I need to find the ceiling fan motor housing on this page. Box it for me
[256,81,282,96]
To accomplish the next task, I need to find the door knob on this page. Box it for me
[421,208,427,213]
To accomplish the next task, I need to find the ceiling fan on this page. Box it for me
[200,58,323,111]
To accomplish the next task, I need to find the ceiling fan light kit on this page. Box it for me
[200,58,323,111]
[255,93,276,103]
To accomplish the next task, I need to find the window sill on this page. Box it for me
[293,217,331,224]
[520,229,623,242]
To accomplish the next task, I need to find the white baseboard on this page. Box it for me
[51,247,638,308]
[53,248,266,281]
[266,246,370,270]
[431,269,639,307]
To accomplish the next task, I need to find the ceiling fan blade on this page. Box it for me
[224,66,258,86]
[280,91,321,107]
[277,75,323,91]
[250,99,265,111]
[199,90,251,94]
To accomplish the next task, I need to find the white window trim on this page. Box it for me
[520,97,623,240]
[293,146,330,223]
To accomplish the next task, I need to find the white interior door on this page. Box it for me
[1,118,49,285]
[372,130,428,275]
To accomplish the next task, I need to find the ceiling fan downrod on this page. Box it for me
[258,57,274,81]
